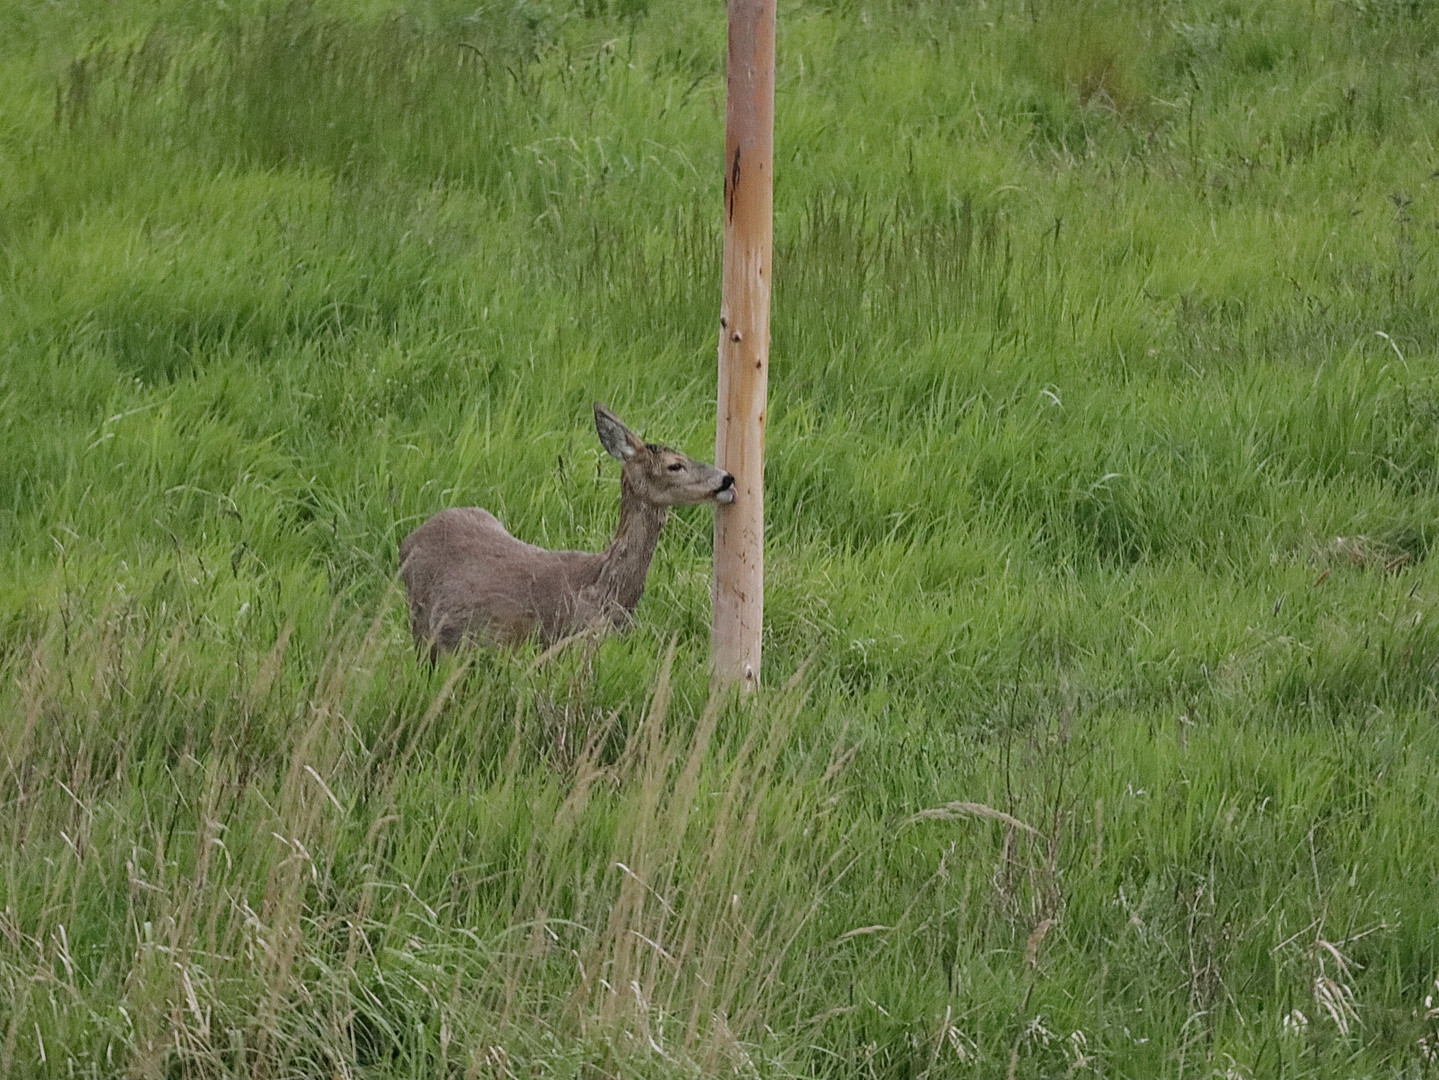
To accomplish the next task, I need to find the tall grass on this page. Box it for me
[0,603,855,1076]
[3,0,1439,1075]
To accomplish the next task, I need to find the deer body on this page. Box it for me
[399,404,733,655]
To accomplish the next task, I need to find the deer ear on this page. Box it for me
[594,402,640,460]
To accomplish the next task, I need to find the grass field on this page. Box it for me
[4,0,1439,1075]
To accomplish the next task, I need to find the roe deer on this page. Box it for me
[399,403,735,656]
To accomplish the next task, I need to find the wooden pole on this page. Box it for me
[712,0,775,690]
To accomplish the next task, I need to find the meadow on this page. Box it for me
[3,0,1439,1075]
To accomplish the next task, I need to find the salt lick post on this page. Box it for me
[712,0,776,691]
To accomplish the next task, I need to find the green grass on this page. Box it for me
[3,0,1439,1075]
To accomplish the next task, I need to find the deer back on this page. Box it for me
[399,507,604,649]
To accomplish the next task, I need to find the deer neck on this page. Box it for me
[597,474,667,613]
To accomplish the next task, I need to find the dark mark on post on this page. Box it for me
[727,146,741,222]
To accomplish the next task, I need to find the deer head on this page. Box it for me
[594,402,735,506]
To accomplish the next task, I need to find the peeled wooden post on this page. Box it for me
[712,0,776,691]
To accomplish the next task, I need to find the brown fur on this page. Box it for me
[399,404,734,656]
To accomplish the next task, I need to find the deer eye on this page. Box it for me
[667,462,685,472]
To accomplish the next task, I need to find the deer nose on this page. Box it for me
[715,473,736,503]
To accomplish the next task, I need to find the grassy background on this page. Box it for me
[4,0,1439,1075]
